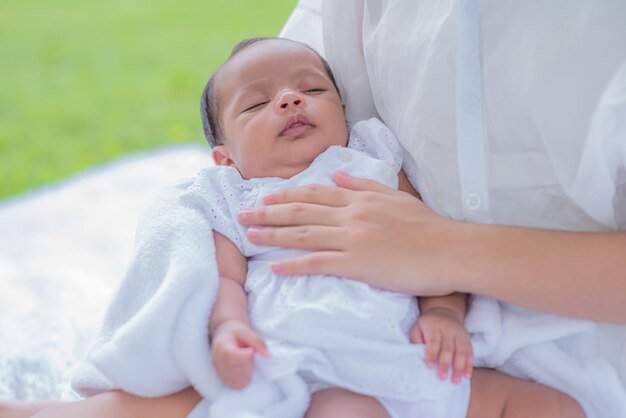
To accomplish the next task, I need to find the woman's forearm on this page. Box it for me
[453,223,626,323]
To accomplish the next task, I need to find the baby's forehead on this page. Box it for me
[226,38,320,68]
[215,40,326,93]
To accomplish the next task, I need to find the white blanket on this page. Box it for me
[0,145,212,400]
[467,297,626,417]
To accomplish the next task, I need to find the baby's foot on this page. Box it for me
[0,400,65,418]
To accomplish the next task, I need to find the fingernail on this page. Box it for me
[263,194,276,205]
[271,262,284,274]
[247,228,260,241]
[335,170,350,179]
[238,210,252,223]
[425,361,433,368]
[452,377,460,384]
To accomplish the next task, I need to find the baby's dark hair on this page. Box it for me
[200,37,340,148]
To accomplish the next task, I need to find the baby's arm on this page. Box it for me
[209,232,269,390]
[412,293,473,384]
[398,169,421,199]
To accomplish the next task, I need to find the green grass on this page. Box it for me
[0,0,297,200]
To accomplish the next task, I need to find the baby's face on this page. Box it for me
[212,39,348,179]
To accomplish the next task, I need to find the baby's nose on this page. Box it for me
[277,91,305,111]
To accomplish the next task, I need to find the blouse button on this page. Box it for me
[461,92,479,114]
[338,150,352,162]
[465,193,482,210]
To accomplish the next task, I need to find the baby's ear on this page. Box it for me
[212,145,236,167]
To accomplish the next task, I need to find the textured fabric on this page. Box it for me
[467,298,626,417]
[71,119,469,418]
[279,0,324,55]
[322,0,626,231]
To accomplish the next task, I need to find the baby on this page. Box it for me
[194,37,584,418]
[0,37,584,418]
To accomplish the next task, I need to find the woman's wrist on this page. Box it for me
[442,221,525,297]
[444,222,489,294]
[423,219,479,296]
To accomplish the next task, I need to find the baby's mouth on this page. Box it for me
[280,114,315,137]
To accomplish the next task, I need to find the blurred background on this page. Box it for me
[0,0,297,200]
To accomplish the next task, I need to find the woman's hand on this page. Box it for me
[238,171,467,296]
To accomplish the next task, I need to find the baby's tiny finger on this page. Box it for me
[452,348,467,384]
[425,331,441,368]
[438,340,453,380]
[409,322,425,345]
[253,339,271,358]
[464,351,474,379]
[462,338,474,378]
[222,346,251,367]
[240,328,270,357]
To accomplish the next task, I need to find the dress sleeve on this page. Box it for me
[180,167,258,253]
[348,118,403,173]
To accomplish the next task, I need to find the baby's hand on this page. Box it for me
[211,320,270,389]
[410,308,473,384]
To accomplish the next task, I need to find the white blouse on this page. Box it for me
[285,0,626,230]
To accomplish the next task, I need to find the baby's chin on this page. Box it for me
[239,162,311,181]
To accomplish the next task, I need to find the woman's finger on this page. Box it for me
[247,225,345,251]
[334,170,398,195]
[238,202,340,227]
[270,251,347,276]
[263,183,353,206]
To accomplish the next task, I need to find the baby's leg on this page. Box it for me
[305,388,390,418]
[0,388,201,418]
[0,400,65,418]
[468,368,585,418]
